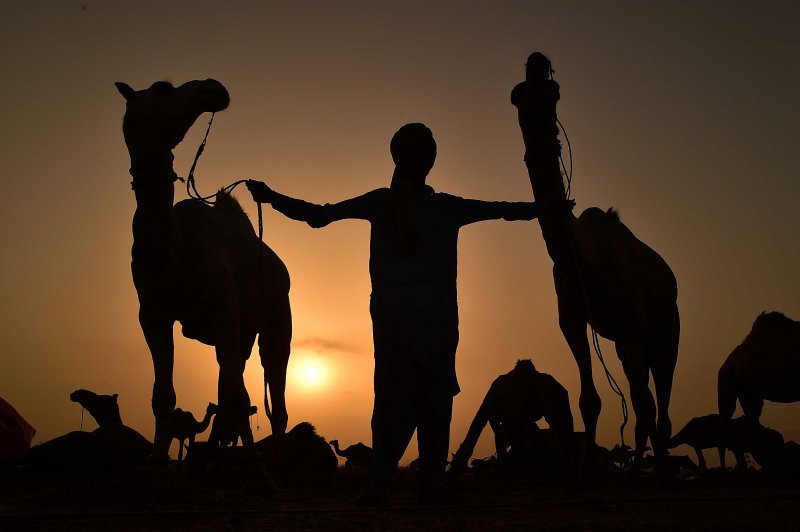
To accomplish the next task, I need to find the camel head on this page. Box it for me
[206,402,218,415]
[69,389,122,426]
[115,78,230,162]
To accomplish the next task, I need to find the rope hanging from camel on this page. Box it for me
[591,329,630,447]
[182,112,248,205]
[556,113,629,447]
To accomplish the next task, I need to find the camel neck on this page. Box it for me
[524,136,577,270]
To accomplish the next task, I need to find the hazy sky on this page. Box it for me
[1,1,798,462]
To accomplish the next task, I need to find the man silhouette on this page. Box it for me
[247,123,573,503]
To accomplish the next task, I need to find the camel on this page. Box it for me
[4,391,151,471]
[70,389,122,427]
[511,52,680,482]
[449,359,576,477]
[186,422,338,487]
[256,422,338,486]
[329,439,372,471]
[669,414,784,471]
[170,402,217,462]
[718,311,800,469]
[718,312,800,421]
[115,79,292,461]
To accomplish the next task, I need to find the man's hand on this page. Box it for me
[246,180,275,203]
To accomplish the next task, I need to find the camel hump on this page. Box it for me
[290,422,319,438]
[751,311,796,338]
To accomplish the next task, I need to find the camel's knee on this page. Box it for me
[151,385,176,417]
[579,389,601,424]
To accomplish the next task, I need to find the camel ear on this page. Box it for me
[115,82,135,101]
[113,394,119,401]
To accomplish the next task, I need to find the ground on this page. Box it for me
[1,465,799,531]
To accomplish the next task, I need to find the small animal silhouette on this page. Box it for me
[170,403,217,462]
[329,439,372,470]
[669,414,784,471]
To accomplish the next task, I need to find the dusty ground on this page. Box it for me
[1,465,799,531]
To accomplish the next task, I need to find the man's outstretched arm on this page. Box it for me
[457,197,575,227]
[246,180,374,228]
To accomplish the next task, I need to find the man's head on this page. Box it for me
[390,123,436,182]
[525,52,553,82]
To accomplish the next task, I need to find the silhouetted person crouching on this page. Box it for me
[247,123,573,503]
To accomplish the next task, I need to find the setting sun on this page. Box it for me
[290,354,330,392]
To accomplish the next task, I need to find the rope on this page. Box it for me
[182,112,248,204]
[80,407,84,431]
[555,112,629,448]
[557,118,573,200]
[591,329,629,448]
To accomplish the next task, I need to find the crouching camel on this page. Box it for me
[449,359,576,477]
[116,79,292,462]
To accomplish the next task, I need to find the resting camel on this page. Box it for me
[170,402,217,462]
[511,52,680,483]
[70,389,122,427]
[257,422,338,486]
[449,359,575,477]
[329,439,372,471]
[116,79,292,461]
[5,391,151,470]
[717,311,800,468]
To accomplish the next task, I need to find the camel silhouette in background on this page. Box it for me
[6,390,150,471]
[717,311,800,468]
[511,52,680,484]
[115,79,292,462]
[329,439,372,471]
[257,422,338,486]
[449,359,575,477]
[170,402,217,463]
[70,389,122,427]
[669,413,784,471]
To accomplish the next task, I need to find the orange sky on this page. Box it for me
[1,2,798,463]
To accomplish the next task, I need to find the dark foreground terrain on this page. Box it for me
[1,465,799,531]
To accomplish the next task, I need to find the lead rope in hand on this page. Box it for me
[80,407,84,432]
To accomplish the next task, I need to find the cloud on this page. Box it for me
[293,337,361,355]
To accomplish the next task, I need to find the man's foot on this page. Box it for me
[354,486,387,507]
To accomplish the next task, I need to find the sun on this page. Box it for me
[290,355,329,392]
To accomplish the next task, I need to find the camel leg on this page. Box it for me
[694,447,707,470]
[178,439,185,462]
[649,303,679,465]
[140,308,175,462]
[619,332,664,484]
[211,311,253,452]
[258,299,292,435]
[554,268,600,471]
